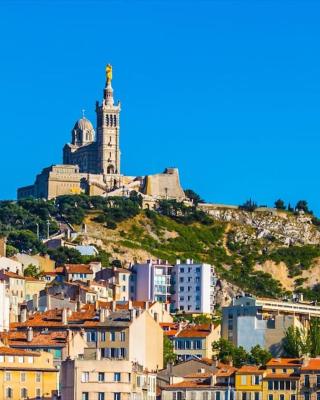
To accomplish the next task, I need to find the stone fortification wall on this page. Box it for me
[142,168,185,200]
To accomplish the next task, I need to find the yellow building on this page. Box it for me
[25,276,47,302]
[0,346,58,400]
[263,358,300,400]
[236,365,265,400]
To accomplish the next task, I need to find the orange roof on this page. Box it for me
[25,276,45,282]
[0,346,39,356]
[2,271,25,279]
[2,330,68,348]
[267,358,301,367]
[165,380,212,388]
[301,359,320,371]
[176,324,212,338]
[65,264,93,274]
[237,365,264,374]
[184,372,212,378]
[215,365,237,377]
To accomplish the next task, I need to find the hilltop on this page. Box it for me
[2,194,320,305]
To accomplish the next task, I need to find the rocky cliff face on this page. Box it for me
[204,208,320,246]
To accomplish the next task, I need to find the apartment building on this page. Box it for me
[0,278,10,331]
[0,270,25,320]
[235,365,265,400]
[0,346,58,400]
[172,323,221,361]
[60,358,156,400]
[299,358,320,400]
[222,295,308,355]
[131,260,173,303]
[262,358,300,400]
[172,260,216,313]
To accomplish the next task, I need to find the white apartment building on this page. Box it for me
[130,260,173,303]
[172,260,216,314]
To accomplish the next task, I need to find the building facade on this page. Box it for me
[172,260,216,314]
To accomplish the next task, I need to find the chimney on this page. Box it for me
[20,308,27,323]
[67,308,72,317]
[99,308,106,323]
[212,355,219,368]
[129,309,136,320]
[27,327,33,342]
[32,294,39,311]
[145,301,150,310]
[47,294,51,311]
[111,301,116,312]
[76,300,81,312]
[62,308,68,325]
[128,300,133,310]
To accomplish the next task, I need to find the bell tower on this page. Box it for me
[96,64,121,180]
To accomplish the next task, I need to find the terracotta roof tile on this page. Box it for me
[267,358,302,367]
[176,324,212,338]
[0,346,40,356]
[301,359,320,371]
[265,373,299,379]
[65,264,93,274]
[237,365,264,374]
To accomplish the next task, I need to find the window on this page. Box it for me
[114,372,121,382]
[21,372,26,382]
[36,388,41,398]
[317,395,320,400]
[304,394,310,400]
[180,268,184,273]
[216,392,221,400]
[274,381,279,390]
[120,331,125,342]
[268,381,273,390]
[5,372,11,381]
[114,393,121,400]
[18,356,24,363]
[179,277,184,283]
[317,377,320,387]
[280,381,285,390]
[7,356,14,363]
[98,394,105,400]
[82,393,89,400]
[36,372,41,383]
[28,356,33,364]
[122,274,126,281]
[292,381,296,390]
[242,393,247,400]
[291,396,296,400]
[279,395,285,400]
[0,355,3,362]
[241,376,247,385]
[81,372,89,382]
[110,331,116,341]
[5,388,12,399]
[268,396,273,400]
[21,388,28,399]
[254,393,260,400]
[98,372,105,382]
[305,375,310,387]
[254,375,260,385]
[86,331,97,342]
[101,332,106,341]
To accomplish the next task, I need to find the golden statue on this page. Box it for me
[106,64,112,82]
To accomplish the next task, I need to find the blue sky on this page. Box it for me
[1,1,320,213]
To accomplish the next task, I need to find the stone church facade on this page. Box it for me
[18,65,185,202]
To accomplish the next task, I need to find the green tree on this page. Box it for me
[274,199,286,210]
[296,200,311,214]
[249,345,272,366]
[184,189,204,206]
[8,230,45,254]
[239,199,257,212]
[163,336,177,367]
[23,264,41,278]
[6,244,18,257]
[308,318,320,357]
[48,246,83,266]
[283,326,308,357]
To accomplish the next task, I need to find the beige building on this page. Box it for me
[25,276,47,302]
[172,323,221,361]
[0,270,25,320]
[61,358,156,400]
[17,65,185,202]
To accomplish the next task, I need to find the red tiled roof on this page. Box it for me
[301,359,320,371]
[2,271,25,279]
[237,365,264,374]
[65,264,93,274]
[265,373,299,379]
[176,324,212,338]
[1,330,68,348]
[0,346,39,356]
[165,380,212,388]
[184,372,212,378]
[267,358,302,367]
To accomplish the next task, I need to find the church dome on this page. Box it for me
[73,117,94,132]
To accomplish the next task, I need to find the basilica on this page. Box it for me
[18,65,185,202]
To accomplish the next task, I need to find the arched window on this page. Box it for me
[114,115,117,126]
[6,388,12,398]
[107,165,115,174]
[105,115,109,126]
[110,115,113,127]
